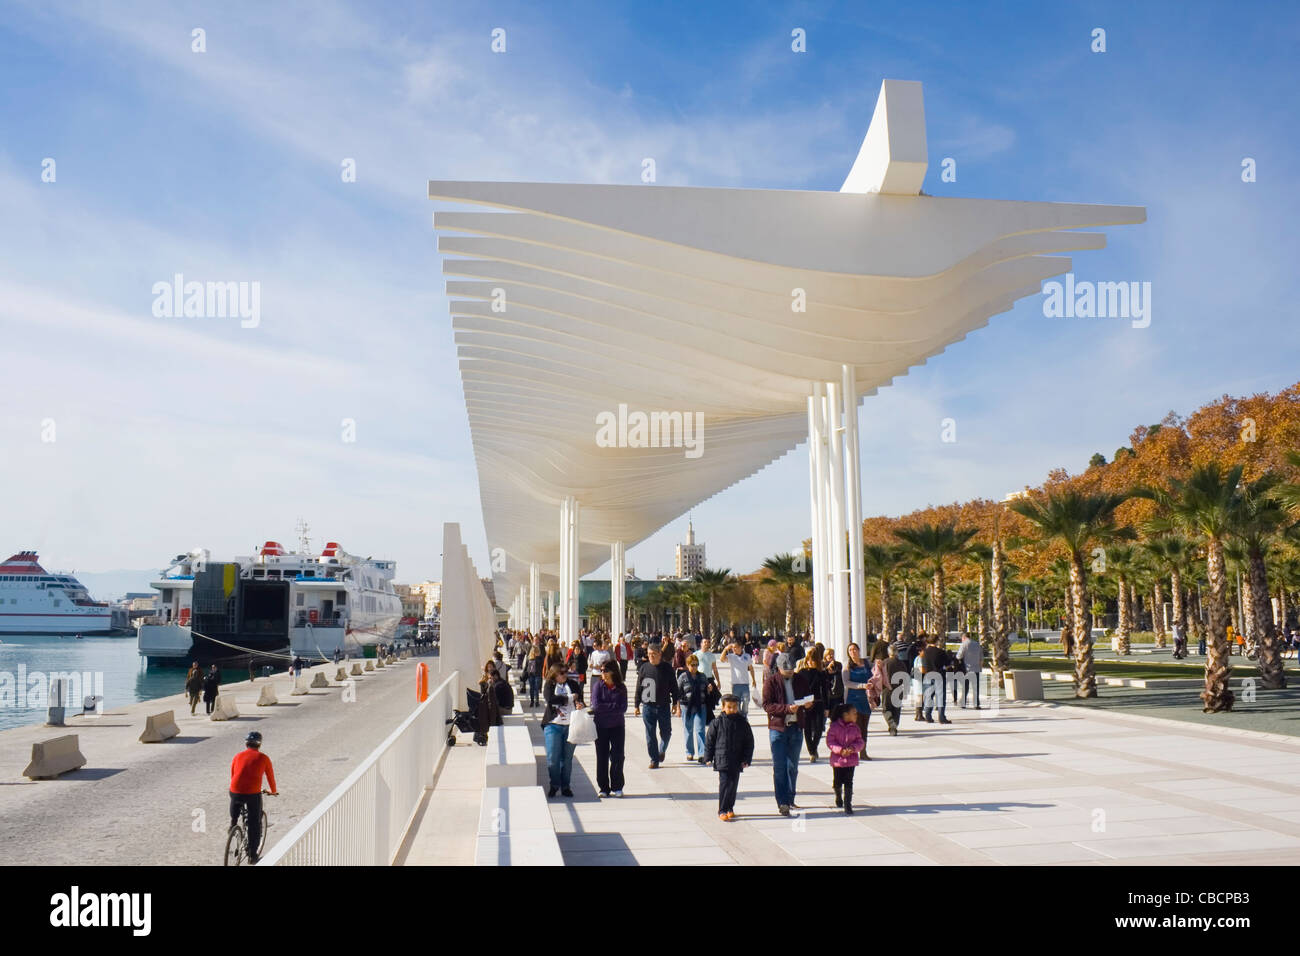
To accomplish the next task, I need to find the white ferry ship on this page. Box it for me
[0,552,114,634]
[137,538,402,666]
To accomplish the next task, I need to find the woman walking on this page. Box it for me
[824,648,844,717]
[843,642,873,760]
[201,665,220,715]
[590,660,627,797]
[524,646,544,708]
[677,655,711,762]
[799,646,828,763]
[540,663,585,798]
[184,662,203,715]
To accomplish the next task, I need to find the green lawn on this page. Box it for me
[994,655,1300,682]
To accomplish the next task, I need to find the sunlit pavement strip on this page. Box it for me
[519,697,1300,866]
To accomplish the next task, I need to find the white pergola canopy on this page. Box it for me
[429,80,1144,632]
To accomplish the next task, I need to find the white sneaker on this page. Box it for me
[613,790,624,798]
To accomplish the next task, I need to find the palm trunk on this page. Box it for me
[991,538,1009,686]
[1116,572,1131,655]
[931,568,945,642]
[1249,548,1285,689]
[880,572,892,641]
[901,586,912,640]
[1171,568,1186,637]
[1069,551,1096,698]
[784,584,794,637]
[1203,539,1235,711]
[1151,581,1166,646]
[977,569,989,646]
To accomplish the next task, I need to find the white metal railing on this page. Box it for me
[258,669,458,866]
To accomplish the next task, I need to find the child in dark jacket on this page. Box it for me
[704,694,755,821]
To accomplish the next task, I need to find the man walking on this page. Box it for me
[720,639,757,716]
[633,644,679,768]
[763,653,812,816]
[921,635,952,724]
[958,632,982,709]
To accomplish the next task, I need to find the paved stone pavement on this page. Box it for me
[515,692,1300,866]
[0,656,427,864]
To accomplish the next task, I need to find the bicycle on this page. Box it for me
[224,790,276,866]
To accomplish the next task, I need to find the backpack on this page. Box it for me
[498,679,515,710]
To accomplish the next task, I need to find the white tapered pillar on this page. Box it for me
[559,495,580,646]
[843,364,866,648]
[808,387,828,644]
[825,382,849,661]
[611,541,625,638]
[529,562,541,633]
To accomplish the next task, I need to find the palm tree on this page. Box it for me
[989,532,1010,681]
[964,543,993,646]
[1233,474,1292,688]
[1142,533,1199,652]
[760,553,805,636]
[893,523,978,642]
[948,581,981,633]
[1008,490,1130,698]
[1138,463,1243,712]
[1104,543,1141,655]
[693,568,736,639]
[863,544,908,640]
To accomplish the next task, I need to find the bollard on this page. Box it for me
[139,710,181,743]
[376,656,386,669]
[312,671,330,688]
[335,667,349,681]
[23,734,86,779]
[350,663,364,677]
[256,684,278,706]
[416,661,429,703]
[364,659,375,672]
[291,675,309,696]
[210,695,240,721]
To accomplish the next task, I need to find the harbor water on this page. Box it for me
[0,633,279,732]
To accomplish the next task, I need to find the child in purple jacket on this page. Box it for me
[826,702,865,814]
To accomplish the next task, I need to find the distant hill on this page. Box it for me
[73,570,158,601]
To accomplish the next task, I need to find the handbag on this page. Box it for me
[567,706,596,745]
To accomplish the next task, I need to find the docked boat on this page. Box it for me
[0,552,115,634]
[137,539,402,666]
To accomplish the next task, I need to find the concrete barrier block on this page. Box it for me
[475,831,563,866]
[376,656,386,669]
[350,663,364,677]
[1004,670,1044,701]
[23,734,87,779]
[364,660,375,672]
[335,667,350,682]
[484,725,537,789]
[256,684,278,706]
[139,710,181,743]
[290,676,309,696]
[210,695,239,721]
[312,671,330,688]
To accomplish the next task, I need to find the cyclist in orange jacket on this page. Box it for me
[230,731,277,863]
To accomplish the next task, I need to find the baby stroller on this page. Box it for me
[446,688,481,747]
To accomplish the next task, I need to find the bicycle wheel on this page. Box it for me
[259,810,269,855]
[224,825,246,866]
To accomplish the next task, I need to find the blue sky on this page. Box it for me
[1,0,1297,587]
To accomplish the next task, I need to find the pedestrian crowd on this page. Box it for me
[491,624,985,820]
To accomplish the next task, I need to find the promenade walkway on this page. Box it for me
[0,655,426,864]
[406,687,1300,866]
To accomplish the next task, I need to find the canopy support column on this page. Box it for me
[843,364,866,650]
[529,562,541,634]
[611,541,626,638]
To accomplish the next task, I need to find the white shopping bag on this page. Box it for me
[567,707,596,745]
